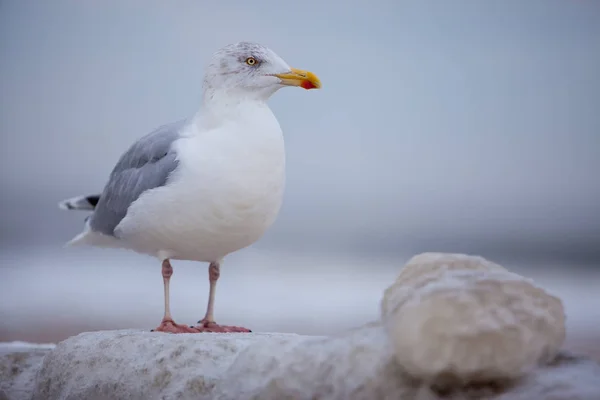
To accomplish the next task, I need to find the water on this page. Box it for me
[2,245,599,356]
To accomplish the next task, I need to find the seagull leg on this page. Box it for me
[194,261,251,333]
[152,259,199,333]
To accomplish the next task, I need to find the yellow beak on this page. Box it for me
[272,67,322,90]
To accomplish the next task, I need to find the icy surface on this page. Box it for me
[0,342,56,351]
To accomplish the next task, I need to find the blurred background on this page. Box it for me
[0,1,598,356]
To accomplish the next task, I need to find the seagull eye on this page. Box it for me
[245,57,257,66]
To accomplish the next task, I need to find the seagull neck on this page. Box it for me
[193,88,271,128]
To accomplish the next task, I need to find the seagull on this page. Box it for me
[58,42,321,333]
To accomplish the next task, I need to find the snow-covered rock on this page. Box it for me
[27,328,600,400]
[381,252,566,385]
[1,252,598,400]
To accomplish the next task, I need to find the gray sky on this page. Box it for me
[1,0,599,262]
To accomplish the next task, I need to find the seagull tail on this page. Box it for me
[64,218,122,249]
[58,194,100,211]
[59,194,123,249]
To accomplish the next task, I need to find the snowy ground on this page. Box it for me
[1,245,599,357]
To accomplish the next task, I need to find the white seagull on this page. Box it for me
[59,42,321,333]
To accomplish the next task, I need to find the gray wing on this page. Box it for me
[89,119,188,236]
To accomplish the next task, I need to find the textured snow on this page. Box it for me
[2,252,599,400]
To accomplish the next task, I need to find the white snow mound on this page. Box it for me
[381,252,566,384]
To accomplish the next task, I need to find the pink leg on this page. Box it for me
[194,262,251,333]
[152,259,199,334]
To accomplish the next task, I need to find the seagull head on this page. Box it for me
[202,42,321,101]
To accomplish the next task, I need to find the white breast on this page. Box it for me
[115,103,286,262]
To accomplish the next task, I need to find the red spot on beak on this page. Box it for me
[300,80,317,90]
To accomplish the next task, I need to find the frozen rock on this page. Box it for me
[381,252,566,385]
[27,327,600,400]
[32,330,314,400]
